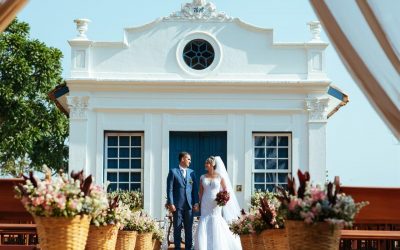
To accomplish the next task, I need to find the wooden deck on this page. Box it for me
[1,179,400,249]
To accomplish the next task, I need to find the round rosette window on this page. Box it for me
[176,32,222,76]
[183,39,215,70]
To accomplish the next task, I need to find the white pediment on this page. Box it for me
[68,1,329,82]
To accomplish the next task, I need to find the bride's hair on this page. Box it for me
[205,156,216,170]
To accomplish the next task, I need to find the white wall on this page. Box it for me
[65,87,325,217]
[66,11,331,219]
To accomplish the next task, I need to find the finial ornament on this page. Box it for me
[193,0,207,5]
[307,21,322,42]
[164,1,231,21]
[73,18,91,40]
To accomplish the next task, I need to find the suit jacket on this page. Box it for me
[167,167,199,210]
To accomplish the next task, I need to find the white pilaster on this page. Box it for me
[305,98,329,184]
[143,113,152,215]
[67,96,90,174]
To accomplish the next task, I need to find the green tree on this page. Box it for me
[0,19,68,176]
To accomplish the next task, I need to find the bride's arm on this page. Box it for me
[220,177,227,191]
[199,176,204,203]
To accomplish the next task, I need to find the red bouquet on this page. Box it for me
[215,190,230,206]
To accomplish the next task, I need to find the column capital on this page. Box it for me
[305,98,329,122]
[67,96,89,120]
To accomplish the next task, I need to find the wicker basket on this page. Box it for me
[260,229,289,250]
[134,232,153,250]
[86,224,119,250]
[240,234,255,250]
[116,230,138,250]
[34,215,90,250]
[151,239,161,250]
[285,220,341,250]
[254,233,265,250]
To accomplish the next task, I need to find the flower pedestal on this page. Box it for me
[152,239,161,250]
[116,230,138,250]
[285,220,341,250]
[134,232,153,250]
[260,229,289,250]
[86,225,119,250]
[34,215,90,250]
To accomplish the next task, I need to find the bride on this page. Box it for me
[195,156,242,250]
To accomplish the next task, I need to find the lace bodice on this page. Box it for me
[195,174,242,250]
[200,175,222,217]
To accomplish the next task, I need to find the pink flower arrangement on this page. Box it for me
[250,191,285,229]
[124,211,157,233]
[91,195,132,228]
[229,210,257,235]
[258,197,281,229]
[277,170,368,228]
[15,170,108,218]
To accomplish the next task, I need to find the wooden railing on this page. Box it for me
[0,179,37,249]
[340,186,400,250]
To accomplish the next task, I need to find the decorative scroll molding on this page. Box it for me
[164,0,232,22]
[305,98,329,122]
[67,96,89,120]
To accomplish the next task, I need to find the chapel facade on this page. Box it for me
[51,0,348,218]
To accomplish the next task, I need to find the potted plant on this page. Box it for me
[109,190,143,212]
[277,170,368,250]
[229,210,262,250]
[110,190,143,250]
[15,170,108,250]
[257,194,288,250]
[86,195,132,250]
[128,211,156,250]
[151,223,164,250]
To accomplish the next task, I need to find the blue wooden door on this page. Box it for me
[169,132,227,185]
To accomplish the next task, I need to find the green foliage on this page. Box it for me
[108,190,144,211]
[0,19,68,176]
[250,191,277,211]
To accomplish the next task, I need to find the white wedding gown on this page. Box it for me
[195,175,242,250]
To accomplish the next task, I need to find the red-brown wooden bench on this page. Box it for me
[340,186,400,250]
[0,179,37,249]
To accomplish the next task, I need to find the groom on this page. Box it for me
[167,152,199,250]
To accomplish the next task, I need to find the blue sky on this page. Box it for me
[17,0,399,186]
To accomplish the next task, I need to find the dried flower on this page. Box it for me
[108,190,143,212]
[15,171,108,218]
[250,191,284,229]
[91,195,132,228]
[277,170,368,227]
[124,211,157,233]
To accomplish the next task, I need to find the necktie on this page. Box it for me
[181,169,186,178]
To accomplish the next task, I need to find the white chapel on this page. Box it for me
[51,0,348,219]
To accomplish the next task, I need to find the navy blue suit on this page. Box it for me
[167,167,199,250]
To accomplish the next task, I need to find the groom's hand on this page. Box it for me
[168,204,176,213]
[193,203,199,212]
